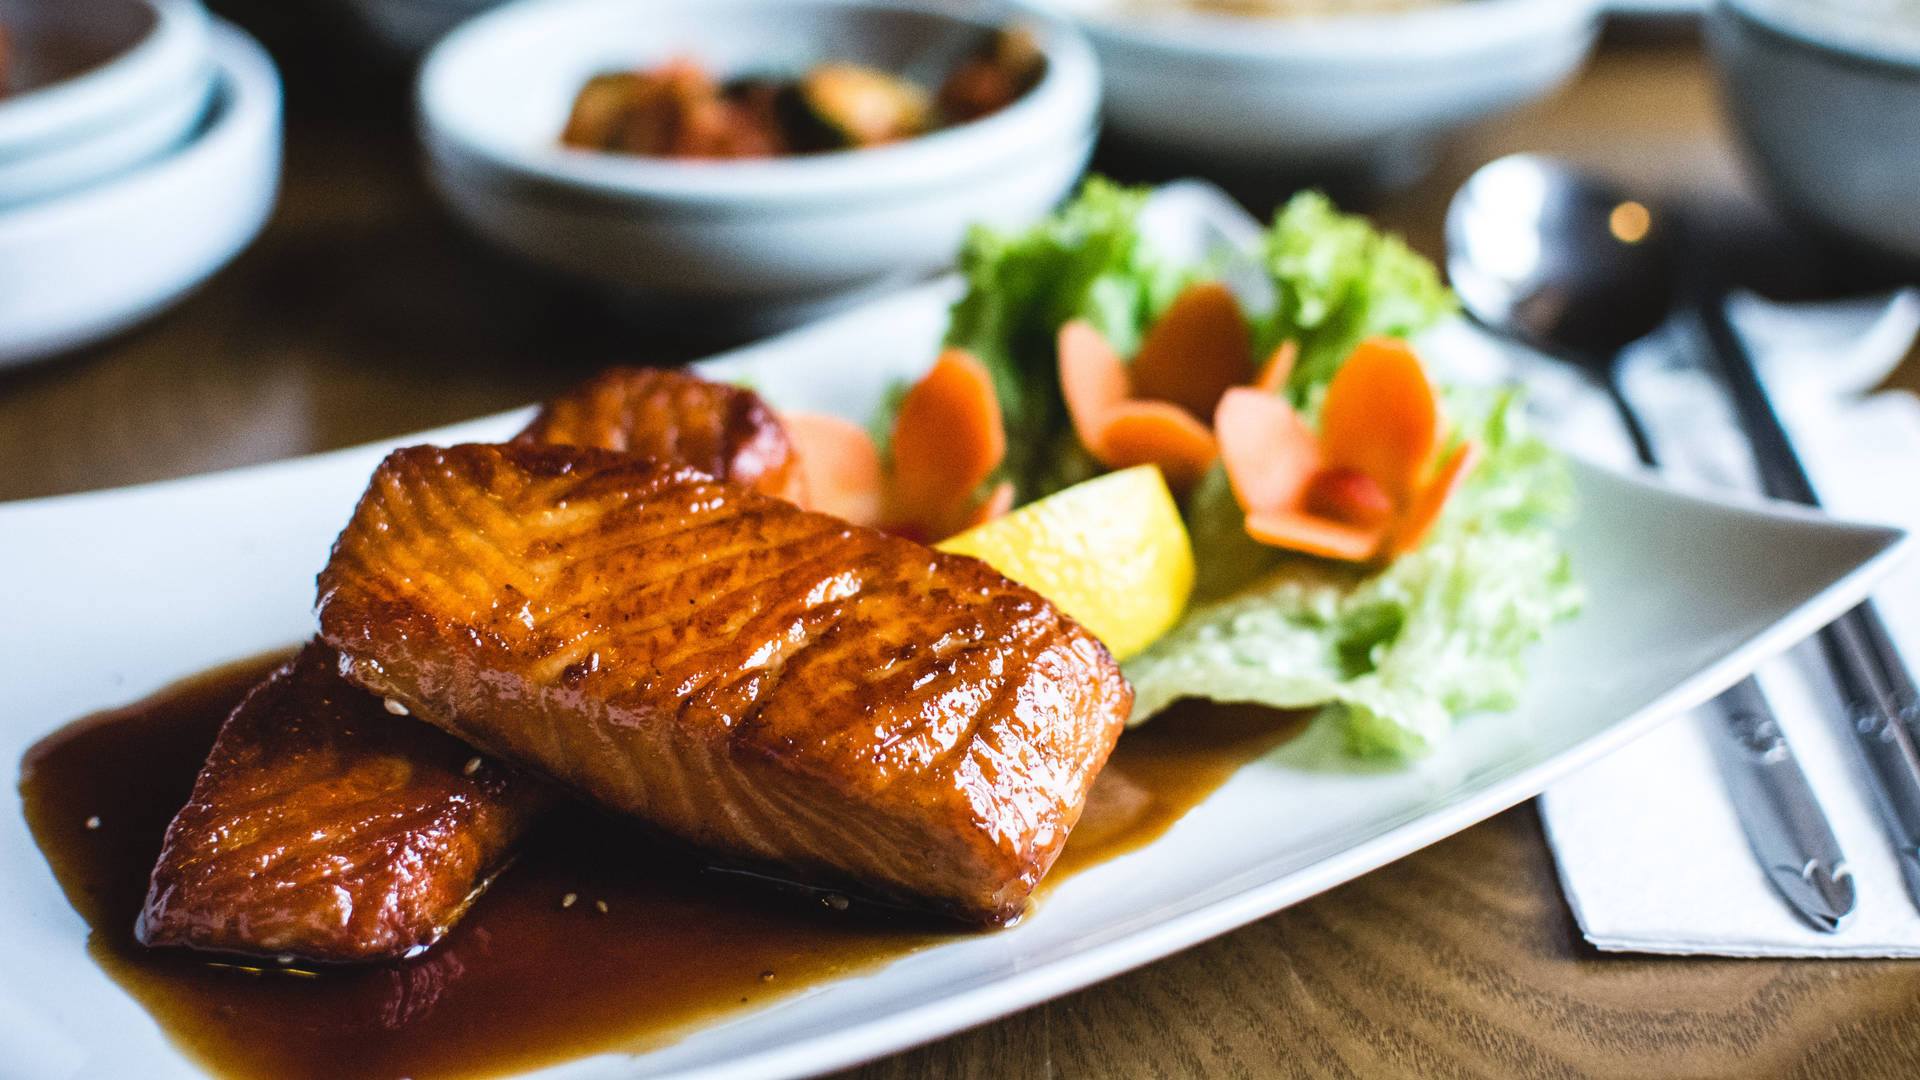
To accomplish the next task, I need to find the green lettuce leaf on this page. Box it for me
[1123,391,1582,757]
[1255,191,1457,405]
[940,178,1187,500]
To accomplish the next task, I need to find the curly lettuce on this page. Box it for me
[1124,391,1582,757]
[1256,191,1458,404]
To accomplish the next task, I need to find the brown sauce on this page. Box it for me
[19,651,1306,1080]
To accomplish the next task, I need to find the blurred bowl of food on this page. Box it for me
[417,0,1099,314]
[1707,0,1920,267]
[1017,0,1602,188]
[0,0,215,208]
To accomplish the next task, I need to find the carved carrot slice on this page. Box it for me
[1058,319,1131,458]
[1098,401,1218,493]
[1128,282,1252,420]
[1385,440,1479,557]
[1302,468,1395,529]
[955,480,1016,533]
[889,347,1006,527]
[1214,386,1321,515]
[1253,340,1298,394]
[781,411,884,526]
[1317,337,1441,504]
[1243,508,1385,563]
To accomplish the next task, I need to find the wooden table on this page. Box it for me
[8,9,1920,1076]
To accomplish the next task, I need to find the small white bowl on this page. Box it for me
[1020,0,1602,186]
[417,0,1100,310]
[0,0,209,156]
[0,67,216,209]
[1707,0,1920,266]
[0,20,282,369]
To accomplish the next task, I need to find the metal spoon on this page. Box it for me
[1445,153,1856,933]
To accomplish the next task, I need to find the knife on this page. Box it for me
[1608,343,1857,932]
[1681,234,1920,914]
[1700,677,1858,930]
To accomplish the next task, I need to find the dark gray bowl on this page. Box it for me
[1707,0,1920,268]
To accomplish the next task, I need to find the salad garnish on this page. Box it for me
[803,180,1581,757]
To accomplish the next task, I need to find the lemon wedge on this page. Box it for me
[937,465,1195,660]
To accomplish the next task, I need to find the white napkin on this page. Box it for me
[1519,289,1920,957]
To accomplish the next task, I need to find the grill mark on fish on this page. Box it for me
[318,443,1130,923]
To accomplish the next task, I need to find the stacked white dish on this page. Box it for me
[417,0,1100,321]
[0,0,282,368]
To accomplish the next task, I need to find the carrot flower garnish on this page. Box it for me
[1215,338,1477,563]
[782,347,1012,543]
[1055,282,1256,492]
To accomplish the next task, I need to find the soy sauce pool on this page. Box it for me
[20,652,1306,1080]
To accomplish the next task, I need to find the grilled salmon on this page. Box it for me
[514,366,799,499]
[318,442,1131,923]
[137,642,553,963]
[137,370,797,963]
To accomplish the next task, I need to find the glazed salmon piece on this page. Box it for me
[136,370,791,964]
[514,366,800,499]
[137,642,553,963]
[317,442,1131,924]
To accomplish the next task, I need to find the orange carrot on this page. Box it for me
[1096,401,1218,493]
[888,348,1006,527]
[1243,508,1385,562]
[1385,440,1479,557]
[954,480,1016,534]
[1317,338,1441,504]
[781,411,883,526]
[1302,468,1395,528]
[1128,282,1252,420]
[1213,387,1321,514]
[1254,340,1298,394]
[1057,319,1131,458]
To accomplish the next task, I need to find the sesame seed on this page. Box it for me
[84,816,101,830]
[760,970,775,982]
[594,900,609,914]
[276,954,296,966]
[823,894,850,912]
[384,698,409,716]
[463,756,483,776]
[561,892,578,909]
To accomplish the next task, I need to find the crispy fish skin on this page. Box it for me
[513,366,799,499]
[137,642,552,963]
[317,443,1131,924]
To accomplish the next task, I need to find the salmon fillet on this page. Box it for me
[514,366,799,499]
[317,442,1131,923]
[137,370,793,962]
[137,642,553,963]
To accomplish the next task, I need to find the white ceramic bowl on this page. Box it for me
[0,19,282,369]
[1707,0,1920,266]
[1019,0,1602,186]
[417,0,1100,310]
[0,0,214,208]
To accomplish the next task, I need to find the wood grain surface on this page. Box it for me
[7,7,1920,1077]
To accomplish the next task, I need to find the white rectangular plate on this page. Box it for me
[2,279,1909,1079]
